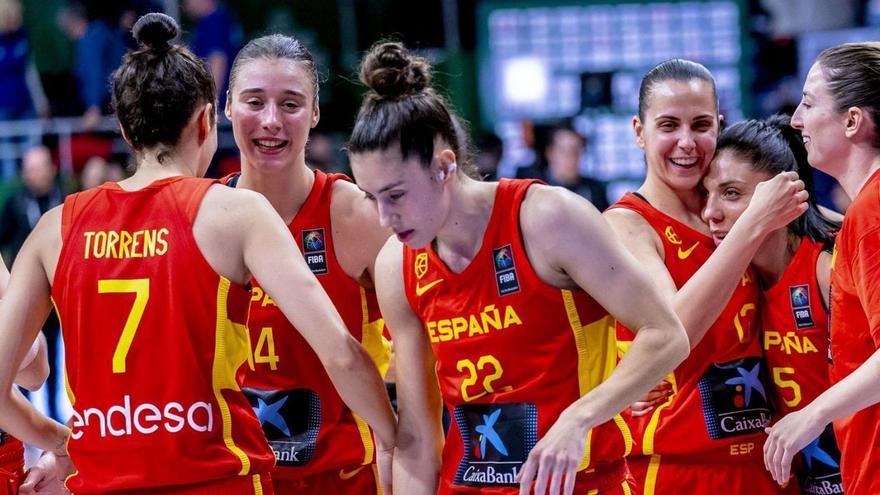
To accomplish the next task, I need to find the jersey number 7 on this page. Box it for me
[98,278,150,373]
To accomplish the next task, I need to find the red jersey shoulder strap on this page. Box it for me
[60,188,103,245]
[168,177,220,223]
[608,192,710,244]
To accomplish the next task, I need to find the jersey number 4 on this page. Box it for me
[98,279,149,374]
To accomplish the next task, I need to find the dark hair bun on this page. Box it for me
[359,41,431,99]
[132,13,178,50]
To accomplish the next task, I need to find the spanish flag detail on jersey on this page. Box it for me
[229,170,390,482]
[608,193,772,493]
[52,177,275,494]
[404,179,631,495]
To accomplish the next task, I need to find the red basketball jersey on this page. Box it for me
[828,168,880,495]
[609,193,767,463]
[0,431,23,473]
[237,170,390,479]
[52,177,274,493]
[403,179,632,494]
[761,236,841,492]
[762,237,830,415]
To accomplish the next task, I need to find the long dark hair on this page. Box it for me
[716,114,840,248]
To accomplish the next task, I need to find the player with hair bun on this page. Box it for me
[348,40,690,495]
[0,13,395,494]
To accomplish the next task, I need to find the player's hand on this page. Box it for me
[19,451,73,495]
[517,408,587,495]
[743,171,808,235]
[630,380,673,417]
[763,407,824,485]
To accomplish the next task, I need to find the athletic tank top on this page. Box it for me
[0,431,23,473]
[763,238,840,491]
[609,193,768,462]
[403,179,632,494]
[52,176,274,493]
[231,170,390,479]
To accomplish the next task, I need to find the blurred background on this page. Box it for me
[1,0,877,421]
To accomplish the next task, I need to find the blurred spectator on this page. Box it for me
[0,145,65,421]
[58,2,125,130]
[475,132,503,181]
[184,0,242,106]
[0,0,47,121]
[79,155,124,190]
[306,132,336,172]
[0,0,48,179]
[516,124,609,210]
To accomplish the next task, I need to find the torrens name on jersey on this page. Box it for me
[70,394,213,439]
[763,330,819,355]
[83,228,170,260]
[425,304,522,343]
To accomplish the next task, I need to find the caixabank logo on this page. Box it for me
[800,424,843,495]
[243,387,321,466]
[698,357,773,440]
[453,403,537,487]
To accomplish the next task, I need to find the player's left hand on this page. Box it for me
[763,407,824,485]
[20,451,73,495]
[517,409,587,495]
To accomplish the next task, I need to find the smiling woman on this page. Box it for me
[603,59,807,495]
[221,33,395,495]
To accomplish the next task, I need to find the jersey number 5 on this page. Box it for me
[98,279,149,374]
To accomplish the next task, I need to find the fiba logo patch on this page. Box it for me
[789,285,815,329]
[698,357,773,440]
[301,228,328,275]
[454,403,537,488]
[492,245,520,296]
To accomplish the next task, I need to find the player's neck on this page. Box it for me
[638,174,707,234]
[752,229,799,289]
[238,160,315,224]
[434,178,497,274]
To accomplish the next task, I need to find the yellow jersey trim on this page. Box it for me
[251,474,263,495]
[51,297,76,405]
[211,276,253,475]
[359,286,392,378]
[644,454,662,495]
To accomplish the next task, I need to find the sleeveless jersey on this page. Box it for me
[0,431,23,474]
[403,179,632,494]
[608,193,768,463]
[761,236,841,493]
[233,170,390,479]
[828,168,880,495]
[52,177,274,493]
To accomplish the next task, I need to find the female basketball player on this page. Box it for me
[764,42,880,495]
[223,34,392,494]
[347,40,691,495]
[603,60,806,494]
[0,14,395,494]
[702,115,841,493]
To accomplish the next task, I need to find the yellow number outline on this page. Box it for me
[254,327,280,370]
[98,279,150,374]
[457,355,510,402]
[772,367,802,408]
